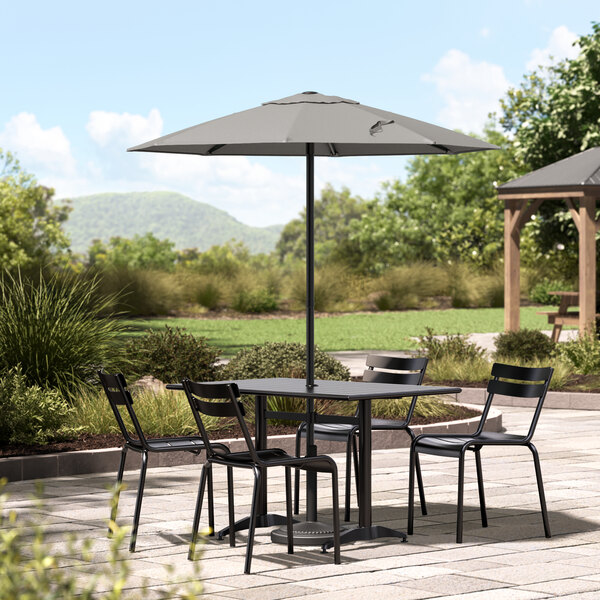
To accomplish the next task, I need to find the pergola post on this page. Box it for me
[579,196,597,335]
[504,197,521,331]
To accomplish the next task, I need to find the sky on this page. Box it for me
[1,1,598,228]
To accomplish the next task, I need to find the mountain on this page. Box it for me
[62,192,284,254]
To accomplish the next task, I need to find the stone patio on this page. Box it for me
[4,404,600,599]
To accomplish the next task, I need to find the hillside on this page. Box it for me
[62,192,283,254]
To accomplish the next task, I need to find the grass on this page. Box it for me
[123,306,562,357]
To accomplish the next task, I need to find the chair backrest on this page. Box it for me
[361,355,429,421]
[476,362,554,440]
[98,371,148,449]
[182,380,258,462]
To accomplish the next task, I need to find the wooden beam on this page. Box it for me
[566,198,581,232]
[516,198,544,230]
[579,196,597,336]
[504,198,521,331]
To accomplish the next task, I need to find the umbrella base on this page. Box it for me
[271,520,344,546]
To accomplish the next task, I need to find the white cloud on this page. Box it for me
[86,108,163,148]
[422,49,510,133]
[480,27,490,38]
[526,25,579,71]
[0,112,76,176]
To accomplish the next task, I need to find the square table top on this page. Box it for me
[225,378,460,401]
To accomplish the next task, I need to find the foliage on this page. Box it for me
[186,273,223,309]
[179,240,251,277]
[446,263,504,308]
[64,191,280,254]
[87,232,177,271]
[231,288,279,313]
[288,264,351,312]
[126,326,221,383]
[0,271,125,395]
[494,329,556,362]
[349,128,524,273]
[0,366,75,444]
[555,332,600,375]
[371,263,449,310]
[528,279,572,305]
[95,266,186,316]
[276,185,366,266]
[499,23,600,274]
[0,149,70,270]
[371,395,460,421]
[0,482,204,599]
[69,386,218,436]
[418,327,486,362]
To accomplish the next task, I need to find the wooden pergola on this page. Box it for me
[498,147,600,336]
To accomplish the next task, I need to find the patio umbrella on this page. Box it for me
[129,91,497,387]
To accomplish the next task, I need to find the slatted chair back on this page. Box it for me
[98,371,148,449]
[183,380,259,462]
[362,356,429,420]
[476,363,553,440]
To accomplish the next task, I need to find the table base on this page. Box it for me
[270,520,348,546]
[322,525,407,552]
[216,513,293,540]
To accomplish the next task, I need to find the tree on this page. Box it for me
[275,185,366,266]
[0,149,70,269]
[87,232,177,271]
[349,128,523,273]
[499,22,600,274]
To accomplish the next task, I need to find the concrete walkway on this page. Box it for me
[4,404,600,598]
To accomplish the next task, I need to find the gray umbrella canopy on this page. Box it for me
[129,91,497,387]
[129,91,496,156]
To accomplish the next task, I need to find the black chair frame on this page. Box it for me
[98,371,228,552]
[182,379,341,574]
[294,355,429,521]
[407,362,553,543]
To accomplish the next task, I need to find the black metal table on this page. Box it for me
[169,378,460,549]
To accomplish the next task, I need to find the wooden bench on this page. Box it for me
[537,291,599,342]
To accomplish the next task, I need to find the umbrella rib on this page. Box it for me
[207,144,225,155]
[432,144,451,154]
[328,143,339,156]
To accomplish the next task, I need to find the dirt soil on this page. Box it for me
[0,406,479,458]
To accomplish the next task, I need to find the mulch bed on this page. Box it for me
[0,406,479,458]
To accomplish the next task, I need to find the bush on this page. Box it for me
[555,333,600,375]
[528,279,571,306]
[418,327,485,362]
[189,273,223,310]
[0,366,74,444]
[126,326,221,383]
[0,270,125,395]
[494,329,555,362]
[223,342,350,423]
[288,265,350,312]
[231,288,279,313]
[446,263,504,308]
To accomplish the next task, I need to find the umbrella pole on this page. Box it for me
[306,142,315,388]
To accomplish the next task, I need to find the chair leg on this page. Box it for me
[352,432,360,508]
[407,446,416,535]
[227,466,235,547]
[456,451,465,544]
[130,450,148,552]
[109,446,128,535]
[244,466,262,574]
[474,449,487,528]
[331,469,341,564]
[294,429,302,515]
[207,463,215,536]
[285,466,294,555]
[188,464,208,560]
[529,443,551,538]
[344,434,353,522]
[414,453,427,516]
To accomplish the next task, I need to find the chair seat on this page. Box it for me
[129,436,206,452]
[371,418,408,430]
[298,422,357,442]
[415,432,527,457]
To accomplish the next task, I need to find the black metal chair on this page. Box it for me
[407,362,553,543]
[182,379,341,574]
[98,371,228,552]
[294,355,429,522]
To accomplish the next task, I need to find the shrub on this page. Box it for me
[555,333,600,375]
[126,326,221,383]
[446,264,504,308]
[0,270,125,395]
[494,329,555,362]
[190,274,223,310]
[528,279,571,306]
[0,366,75,444]
[231,288,279,313]
[288,265,349,312]
[223,342,350,423]
[418,327,485,362]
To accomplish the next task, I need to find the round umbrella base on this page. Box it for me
[270,520,344,546]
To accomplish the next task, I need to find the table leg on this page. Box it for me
[305,397,318,521]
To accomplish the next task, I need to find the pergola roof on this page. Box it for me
[498,146,600,196]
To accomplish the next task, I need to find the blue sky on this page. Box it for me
[1,1,598,227]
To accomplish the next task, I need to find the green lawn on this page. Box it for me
[124,306,559,357]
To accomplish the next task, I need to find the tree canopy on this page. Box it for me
[0,150,70,270]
